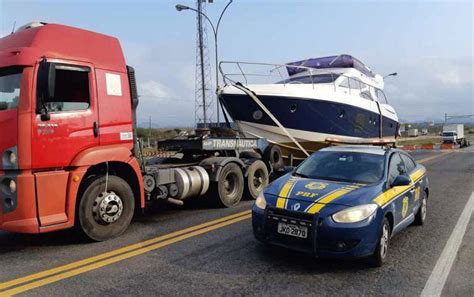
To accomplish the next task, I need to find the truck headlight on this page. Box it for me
[9,180,16,193]
[3,150,17,166]
[255,192,267,209]
[1,178,16,194]
[332,204,378,223]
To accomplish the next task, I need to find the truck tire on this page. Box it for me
[77,175,135,241]
[263,144,284,170]
[210,163,244,207]
[244,160,269,200]
[239,151,262,160]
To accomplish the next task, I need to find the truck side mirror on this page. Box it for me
[391,174,411,187]
[37,59,56,121]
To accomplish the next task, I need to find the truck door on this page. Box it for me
[32,60,99,226]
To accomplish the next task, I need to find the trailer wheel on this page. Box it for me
[211,163,244,207]
[263,144,284,170]
[239,151,262,160]
[77,175,134,241]
[245,160,269,200]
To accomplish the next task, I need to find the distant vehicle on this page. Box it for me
[219,55,399,160]
[408,128,418,137]
[421,128,428,136]
[252,146,429,267]
[442,124,468,146]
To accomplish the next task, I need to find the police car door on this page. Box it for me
[387,152,413,227]
[400,153,420,215]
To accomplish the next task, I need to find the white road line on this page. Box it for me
[421,192,474,297]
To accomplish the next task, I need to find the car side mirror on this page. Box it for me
[391,174,411,187]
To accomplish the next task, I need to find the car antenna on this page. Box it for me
[10,21,16,34]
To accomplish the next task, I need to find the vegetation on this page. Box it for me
[136,127,189,142]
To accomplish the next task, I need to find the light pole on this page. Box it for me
[176,0,233,126]
[383,72,398,79]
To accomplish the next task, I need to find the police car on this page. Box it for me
[252,145,429,266]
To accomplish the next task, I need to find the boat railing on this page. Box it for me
[219,61,389,104]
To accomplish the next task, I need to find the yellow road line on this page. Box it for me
[1,213,251,296]
[0,151,453,296]
[0,210,251,294]
[417,152,451,164]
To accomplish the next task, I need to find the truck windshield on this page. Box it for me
[443,132,455,136]
[294,151,385,184]
[0,67,23,111]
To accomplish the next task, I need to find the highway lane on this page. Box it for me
[0,149,472,296]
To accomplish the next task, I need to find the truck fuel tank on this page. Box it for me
[173,166,210,200]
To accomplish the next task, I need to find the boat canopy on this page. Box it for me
[286,55,375,78]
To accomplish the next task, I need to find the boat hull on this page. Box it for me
[220,92,399,158]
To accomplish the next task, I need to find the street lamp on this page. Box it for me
[383,72,398,79]
[176,0,233,126]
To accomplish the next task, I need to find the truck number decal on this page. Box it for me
[120,132,133,141]
[105,73,122,96]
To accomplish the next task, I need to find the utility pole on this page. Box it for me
[148,116,152,147]
[197,0,207,127]
[444,113,474,123]
[176,0,233,128]
[194,0,213,128]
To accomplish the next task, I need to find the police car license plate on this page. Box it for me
[277,222,308,238]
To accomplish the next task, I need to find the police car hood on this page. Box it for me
[265,173,382,210]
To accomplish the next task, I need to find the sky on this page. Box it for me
[1,0,473,127]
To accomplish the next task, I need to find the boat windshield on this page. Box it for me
[294,151,385,184]
[0,67,23,111]
[276,74,340,84]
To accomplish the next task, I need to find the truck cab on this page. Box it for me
[1,22,274,241]
[0,22,143,236]
[442,131,457,143]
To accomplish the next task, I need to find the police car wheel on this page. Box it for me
[414,195,427,226]
[371,217,390,267]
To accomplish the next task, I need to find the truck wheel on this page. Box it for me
[245,160,269,200]
[211,163,244,207]
[264,144,284,170]
[77,175,135,241]
[239,151,262,160]
[370,217,391,267]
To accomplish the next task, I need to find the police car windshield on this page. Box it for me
[295,151,385,184]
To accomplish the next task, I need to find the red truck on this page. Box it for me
[0,22,281,241]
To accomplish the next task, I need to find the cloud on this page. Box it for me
[139,80,172,102]
[381,56,473,122]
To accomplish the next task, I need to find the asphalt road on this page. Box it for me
[0,147,473,297]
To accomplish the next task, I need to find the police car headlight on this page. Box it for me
[255,192,267,209]
[332,204,378,223]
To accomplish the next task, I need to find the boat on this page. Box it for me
[218,55,399,160]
